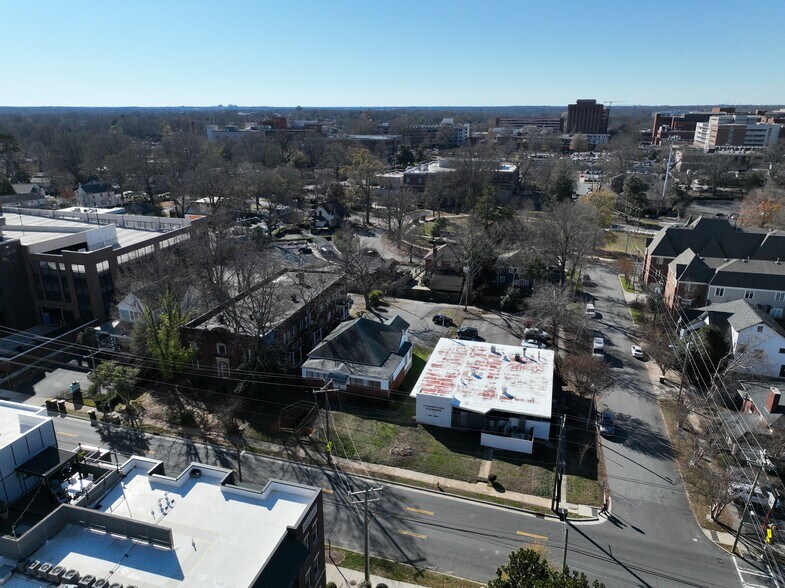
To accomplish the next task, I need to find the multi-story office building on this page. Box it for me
[405,118,470,148]
[651,111,719,145]
[693,115,781,151]
[495,116,563,133]
[565,99,609,135]
[0,208,193,328]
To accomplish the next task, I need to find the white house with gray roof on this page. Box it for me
[301,315,411,396]
[684,299,785,378]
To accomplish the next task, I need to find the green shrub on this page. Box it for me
[368,290,383,307]
[327,583,337,588]
[272,227,286,238]
[179,409,197,427]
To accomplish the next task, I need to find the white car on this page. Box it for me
[631,345,645,359]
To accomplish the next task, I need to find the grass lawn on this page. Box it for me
[659,398,735,533]
[628,305,646,325]
[329,547,482,588]
[330,411,482,483]
[490,449,556,498]
[600,233,647,255]
[619,274,635,293]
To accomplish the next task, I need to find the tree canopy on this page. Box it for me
[488,548,604,588]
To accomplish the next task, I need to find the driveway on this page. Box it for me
[3,364,91,404]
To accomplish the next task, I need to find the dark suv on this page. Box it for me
[456,326,480,340]
[432,313,454,326]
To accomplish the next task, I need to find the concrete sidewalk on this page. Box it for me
[28,398,599,520]
[326,563,424,588]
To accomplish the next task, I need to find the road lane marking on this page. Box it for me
[57,432,78,438]
[516,530,548,542]
[399,530,427,540]
[322,488,334,494]
[405,506,434,516]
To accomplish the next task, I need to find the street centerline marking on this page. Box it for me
[399,529,427,540]
[57,432,78,438]
[322,488,334,494]
[405,506,434,516]
[516,530,548,542]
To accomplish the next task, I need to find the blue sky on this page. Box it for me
[3,0,783,107]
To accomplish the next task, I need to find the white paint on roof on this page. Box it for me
[410,338,554,418]
[27,459,316,587]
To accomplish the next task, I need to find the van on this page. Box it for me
[585,303,596,318]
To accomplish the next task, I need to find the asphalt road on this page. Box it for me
[52,402,739,587]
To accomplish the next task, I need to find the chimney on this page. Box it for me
[766,387,781,414]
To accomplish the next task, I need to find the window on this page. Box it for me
[744,290,755,299]
[217,362,229,378]
[243,348,253,360]
[775,292,785,302]
[311,523,318,547]
[714,287,725,297]
[499,276,506,283]
[773,308,784,319]
[216,342,227,355]
[305,569,311,588]
[779,348,785,354]
[757,326,764,333]
[654,257,663,265]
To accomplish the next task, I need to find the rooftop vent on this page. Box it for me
[777,259,781,265]
[62,569,81,583]
[78,574,96,587]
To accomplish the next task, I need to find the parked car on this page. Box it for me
[298,246,312,254]
[524,327,551,344]
[521,339,546,349]
[592,337,605,357]
[432,313,454,327]
[631,345,645,359]
[456,326,479,340]
[598,410,615,437]
[585,303,596,318]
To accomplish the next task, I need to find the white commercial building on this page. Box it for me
[410,338,555,454]
[0,401,57,506]
[0,456,325,587]
[693,115,780,151]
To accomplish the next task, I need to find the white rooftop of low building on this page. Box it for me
[0,209,187,250]
[410,338,554,419]
[24,458,317,588]
[0,400,50,450]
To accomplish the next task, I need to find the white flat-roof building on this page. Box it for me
[1,457,325,588]
[0,401,57,505]
[410,338,555,454]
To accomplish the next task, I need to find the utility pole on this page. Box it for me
[732,457,765,555]
[349,485,383,587]
[551,415,566,513]
[558,507,569,574]
[312,381,337,465]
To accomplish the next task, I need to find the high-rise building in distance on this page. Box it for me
[566,99,609,135]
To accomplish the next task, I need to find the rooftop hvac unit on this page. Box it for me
[36,562,52,579]
[109,583,124,588]
[62,569,81,583]
[25,560,41,577]
[78,574,96,587]
[93,579,109,588]
[48,565,65,582]
[15,558,27,572]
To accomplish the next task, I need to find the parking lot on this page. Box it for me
[353,296,528,350]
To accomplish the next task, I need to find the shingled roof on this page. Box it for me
[308,315,409,367]
[648,217,785,262]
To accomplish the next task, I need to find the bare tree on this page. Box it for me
[52,131,88,186]
[738,183,785,229]
[335,231,395,309]
[533,200,604,285]
[694,466,741,521]
[527,283,577,348]
[341,148,384,224]
[378,187,418,245]
[640,322,674,376]
[451,214,497,308]
[563,354,614,398]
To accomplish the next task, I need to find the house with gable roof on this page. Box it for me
[301,315,412,397]
[681,298,785,378]
[75,180,119,207]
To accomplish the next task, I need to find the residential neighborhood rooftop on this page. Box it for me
[410,338,555,419]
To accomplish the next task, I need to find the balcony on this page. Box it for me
[481,419,534,454]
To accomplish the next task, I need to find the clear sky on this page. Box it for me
[3,0,783,107]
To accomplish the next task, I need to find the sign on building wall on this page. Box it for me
[415,394,452,427]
